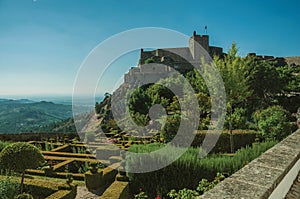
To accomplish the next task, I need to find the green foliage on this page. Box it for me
[253,106,293,141]
[45,142,54,151]
[38,118,76,133]
[0,177,20,199]
[168,173,225,198]
[128,87,152,116]
[185,69,209,94]
[0,142,44,172]
[66,173,73,186]
[191,130,259,153]
[0,142,45,194]
[161,114,181,142]
[127,141,276,197]
[14,193,34,199]
[134,190,149,199]
[0,141,11,152]
[0,100,81,133]
[215,43,252,106]
[225,108,248,129]
[247,59,282,108]
[144,58,155,64]
[196,173,225,194]
[168,188,199,199]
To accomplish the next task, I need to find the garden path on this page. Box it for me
[75,185,101,199]
[285,170,300,199]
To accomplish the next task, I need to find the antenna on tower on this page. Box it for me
[204,25,207,34]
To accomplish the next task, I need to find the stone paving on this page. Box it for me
[75,186,101,199]
[285,170,300,199]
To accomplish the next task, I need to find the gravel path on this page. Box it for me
[75,185,101,199]
[285,170,300,199]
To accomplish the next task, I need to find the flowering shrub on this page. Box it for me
[134,188,148,199]
[168,173,225,198]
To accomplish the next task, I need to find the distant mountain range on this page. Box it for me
[0,99,90,134]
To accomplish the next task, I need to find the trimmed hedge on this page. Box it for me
[0,141,11,152]
[191,130,259,153]
[101,181,131,199]
[127,141,276,197]
[46,187,77,199]
[0,142,44,173]
[0,174,75,198]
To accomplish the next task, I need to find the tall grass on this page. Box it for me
[127,141,277,197]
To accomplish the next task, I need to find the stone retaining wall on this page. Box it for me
[199,129,300,199]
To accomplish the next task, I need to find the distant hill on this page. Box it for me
[36,117,77,133]
[0,99,88,134]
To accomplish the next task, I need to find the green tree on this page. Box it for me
[214,43,252,152]
[247,58,282,108]
[186,69,209,94]
[253,105,292,141]
[161,114,181,142]
[128,87,151,115]
[0,142,44,194]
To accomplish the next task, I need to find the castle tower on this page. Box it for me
[189,30,209,59]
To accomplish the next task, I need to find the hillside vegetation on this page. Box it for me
[0,99,77,133]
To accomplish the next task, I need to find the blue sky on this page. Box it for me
[0,0,300,97]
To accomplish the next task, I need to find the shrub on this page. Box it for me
[168,188,199,199]
[253,106,293,141]
[144,58,155,64]
[0,177,20,199]
[0,141,11,152]
[168,173,225,198]
[225,108,248,129]
[191,130,259,153]
[0,142,45,193]
[161,114,181,142]
[134,189,149,199]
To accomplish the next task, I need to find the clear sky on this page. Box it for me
[1,0,300,97]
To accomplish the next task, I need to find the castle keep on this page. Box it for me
[124,31,224,84]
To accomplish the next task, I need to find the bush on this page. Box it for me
[127,141,276,197]
[191,130,259,153]
[225,108,248,129]
[0,141,11,152]
[0,142,44,172]
[253,106,293,141]
[0,177,20,199]
[0,142,45,193]
[168,173,225,198]
[144,58,155,64]
[168,188,199,199]
[161,114,181,142]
